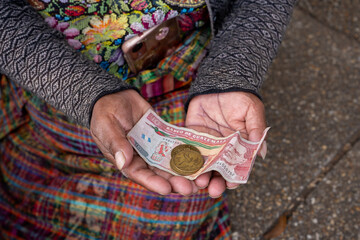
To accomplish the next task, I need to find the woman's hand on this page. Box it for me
[186,91,267,198]
[90,90,198,196]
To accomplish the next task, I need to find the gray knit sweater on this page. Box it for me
[0,0,296,128]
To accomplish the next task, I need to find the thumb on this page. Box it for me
[248,128,267,160]
[246,108,267,160]
[90,117,134,170]
[107,113,135,170]
[247,127,264,142]
[112,133,134,170]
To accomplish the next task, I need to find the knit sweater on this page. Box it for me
[0,0,296,128]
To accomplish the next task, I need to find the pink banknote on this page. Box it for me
[127,109,269,183]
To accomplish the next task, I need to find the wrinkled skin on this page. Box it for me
[185,92,266,197]
[90,90,266,198]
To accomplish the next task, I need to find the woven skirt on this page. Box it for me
[0,75,231,239]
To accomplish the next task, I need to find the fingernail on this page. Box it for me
[115,151,126,170]
[209,194,222,199]
[259,141,267,160]
[209,193,223,198]
[192,182,199,194]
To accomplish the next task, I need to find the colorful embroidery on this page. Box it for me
[0,2,231,239]
[30,0,208,82]
[164,0,206,8]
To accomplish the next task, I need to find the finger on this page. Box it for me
[91,116,134,170]
[168,176,194,196]
[226,182,240,190]
[208,172,227,198]
[247,126,266,142]
[150,167,195,196]
[244,102,267,159]
[191,181,199,194]
[122,156,172,195]
[194,171,211,189]
[247,128,267,159]
[246,106,266,142]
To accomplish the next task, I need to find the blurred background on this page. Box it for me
[228,1,360,239]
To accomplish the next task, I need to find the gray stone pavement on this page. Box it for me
[298,0,360,42]
[281,142,360,239]
[227,3,360,240]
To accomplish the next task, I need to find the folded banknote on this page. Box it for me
[127,109,269,183]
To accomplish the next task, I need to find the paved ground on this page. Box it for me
[227,2,360,239]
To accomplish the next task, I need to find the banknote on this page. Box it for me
[127,109,269,183]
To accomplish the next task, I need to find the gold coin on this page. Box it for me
[171,144,200,158]
[170,148,204,176]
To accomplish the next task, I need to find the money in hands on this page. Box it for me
[127,109,269,183]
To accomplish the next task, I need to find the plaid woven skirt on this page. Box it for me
[0,74,231,239]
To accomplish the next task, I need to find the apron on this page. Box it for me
[0,0,231,239]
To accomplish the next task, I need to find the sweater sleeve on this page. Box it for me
[188,0,297,101]
[0,0,137,128]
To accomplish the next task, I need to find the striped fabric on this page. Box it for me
[0,75,231,239]
[127,25,211,99]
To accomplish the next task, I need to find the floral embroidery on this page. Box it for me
[164,0,205,8]
[45,16,82,49]
[64,5,86,17]
[82,14,128,45]
[130,0,150,11]
[31,0,207,79]
[130,9,179,34]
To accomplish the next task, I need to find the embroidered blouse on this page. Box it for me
[0,0,297,127]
